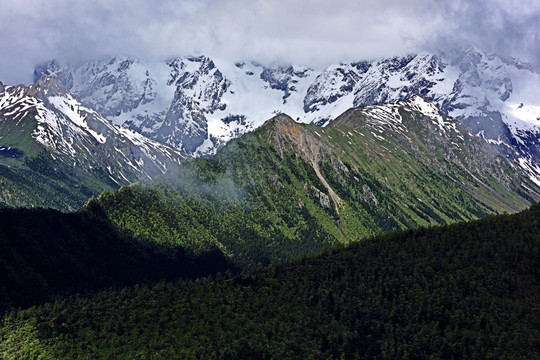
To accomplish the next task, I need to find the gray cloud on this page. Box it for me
[422,0,540,61]
[0,0,538,85]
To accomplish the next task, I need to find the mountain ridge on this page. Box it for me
[0,94,538,312]
[85,95,539,269]
[0,76,187,210]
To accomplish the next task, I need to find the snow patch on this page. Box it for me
[506,103,540,132]
[49,96,106,144]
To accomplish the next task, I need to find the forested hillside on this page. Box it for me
[89,104,539,268]
[0,205,232,311]
[2,202,538,359]
[0,157,117,211]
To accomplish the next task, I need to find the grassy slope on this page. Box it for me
[0,110,118,211]
[0,160,117,212]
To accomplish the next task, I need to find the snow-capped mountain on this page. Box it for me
[34,48,540,182]
[0,76,186,186]
[33,57,317,156]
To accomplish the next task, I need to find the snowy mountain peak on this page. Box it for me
[259,65,313,103]
[405,95,450,125]
[337,94,462,142]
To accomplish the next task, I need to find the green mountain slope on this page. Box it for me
[0,155,118,211]
[3,201,538,359]
[0,95,537,310]
[88,96,540,267]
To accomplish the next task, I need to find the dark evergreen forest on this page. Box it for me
[1,203,538,359]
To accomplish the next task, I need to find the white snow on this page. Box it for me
[49,96,107,144]
[504,102,540,137]
[518,157,540,186]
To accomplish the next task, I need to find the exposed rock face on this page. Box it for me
[157,57,229,153]
[260,66,311,103]
[266,114,343,212]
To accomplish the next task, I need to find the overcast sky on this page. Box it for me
[0,0,538,85]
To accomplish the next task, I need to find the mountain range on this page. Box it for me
[34,48,540,184]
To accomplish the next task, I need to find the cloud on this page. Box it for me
[0,0,538,85]
[422,0,540,61]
